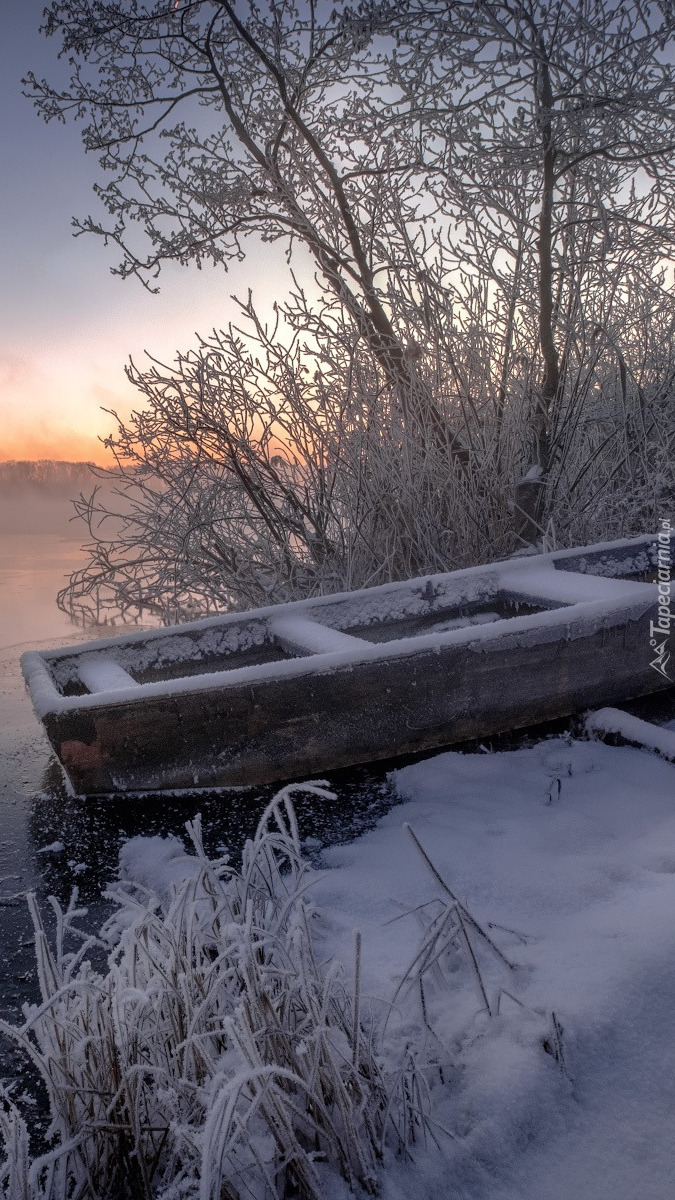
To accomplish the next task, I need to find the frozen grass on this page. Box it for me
[0,786,464,1200]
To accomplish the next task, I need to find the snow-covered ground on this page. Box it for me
[120,733,675,1198]
[317,737,675,1199]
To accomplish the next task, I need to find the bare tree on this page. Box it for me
[59,275,674,624]
[59,293,509,623]
[380,0,675,538]
[26,0,467,464]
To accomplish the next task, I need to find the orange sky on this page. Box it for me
[0,242,290,467]
[0,427,112,466]
[0,251,286,467]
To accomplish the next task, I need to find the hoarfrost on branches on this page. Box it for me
[24,0,675,622]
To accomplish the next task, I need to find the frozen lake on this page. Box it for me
[0,532,90,1066]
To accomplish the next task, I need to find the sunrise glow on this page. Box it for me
[0,345,136,465]
[0,427,113,466]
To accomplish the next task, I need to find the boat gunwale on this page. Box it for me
[22,584,659,720]
[23,531,663,663]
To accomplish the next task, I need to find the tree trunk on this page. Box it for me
[515,52,559,546]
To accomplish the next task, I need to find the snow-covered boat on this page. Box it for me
[21,533,674,795]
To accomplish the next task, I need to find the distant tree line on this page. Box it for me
[0,460,98,497]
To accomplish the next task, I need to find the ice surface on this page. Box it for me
[305,571,500,631]
[553,528,674,581]
[46,620,271,692]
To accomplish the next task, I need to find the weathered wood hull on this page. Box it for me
[21,533,674,794]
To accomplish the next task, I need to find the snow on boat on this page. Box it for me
[21,533,674,795]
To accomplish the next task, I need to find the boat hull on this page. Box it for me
[21,533,674,794]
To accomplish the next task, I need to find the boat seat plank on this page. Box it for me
[78,656,140,694]
[268,615,366,656]
[499,565,655,606]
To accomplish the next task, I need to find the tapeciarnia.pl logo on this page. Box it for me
[649,519,673,681]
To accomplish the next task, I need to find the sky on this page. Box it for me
[0,2,283,465]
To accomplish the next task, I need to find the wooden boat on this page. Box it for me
[21,532,674,795]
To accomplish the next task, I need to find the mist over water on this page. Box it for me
[0,532,87,649]
[0,493,81,537]
[0,502,90,1051]
[0,465,98,646]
